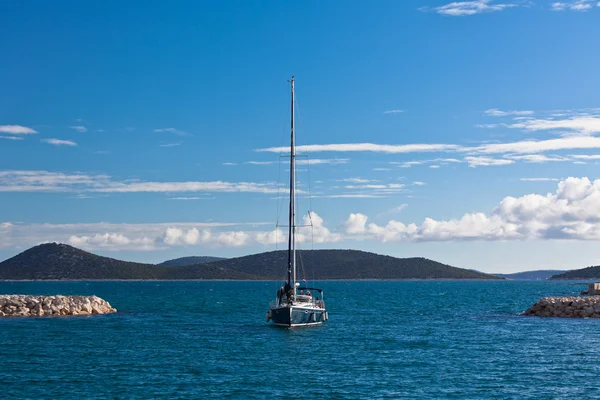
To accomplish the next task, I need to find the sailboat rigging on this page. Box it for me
[266,76,328,328]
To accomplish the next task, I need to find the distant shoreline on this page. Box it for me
[1,278,508,282]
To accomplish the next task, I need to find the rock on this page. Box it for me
[0,295,116,317]
[525,296,600,318]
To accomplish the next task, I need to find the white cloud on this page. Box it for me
[168,197,213,200]
[338,178,378,184]
[69,126,87,133]
[0,170,283,194]
[464,156,514,167]
[344,213,369,234]
[297,211,341,243]
[506,154,569,163]
[297,158,349,165]
[551,1,594,11]
[344,177,600,242]
[473,136,600,154]
[570,154,600,160]
[69,233,155,251]
[520,178,560,182]
[0,125,37,135]
[423,0,518,16]
[222,162,237,166]
[383,109,405,114]
[159,143,181,148]
[413,181,426,186]
[41,138,77,146]
[0,136,24,140]
[93,181,280,194]
[257,143,462,154]
[373,168,392,171]
[392,158,462,168]
[389,204,408,214]
[508,116,600,135]
[246,161,275,165]
[318,194,386,199]
[484,108,534,117]
[344,183,405,191]
[154,128,187,136]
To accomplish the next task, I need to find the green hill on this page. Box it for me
[493,270,567,280]
[0,243,502,280]
[0,243,254,280]
[159,256,226,267]
[549,266,600,280]
[197,249,501,280]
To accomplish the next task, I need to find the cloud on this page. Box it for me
[464,156,514,167]
[520,178,560,182]
[69,126,87,133]
[69,233,155,251]
[387,204,408,214]
[383,109,405,114]
[413,181,426,186]
[0,136,24,140]
[473,136,600,154]
[506,154,569,163]
[485,108,534,117]
[551,1,595,11]
[570,154,600,160]
[297,158,349,165]
[222,162,237,166]
[246,158,350,166]
[247,161,275,165]
[0,170,282,194]
[168,197,213,200]
[344,177,600,242]
[0,125,38,135]
[159,143,181,147]
[392,158,462,168]
[508,116,600,135]
[154,128,187,136]
[317,194,386,199]
[93,181,281,194]
[41,138,77,146]
[422,0,518,16]
[337,178,377,184]
[256,143,462,154]
[0,220,276,251]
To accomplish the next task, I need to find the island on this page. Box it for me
[0,243,502,281]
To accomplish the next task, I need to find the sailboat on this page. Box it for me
[266,76,328,328]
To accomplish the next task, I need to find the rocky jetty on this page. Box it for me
[524,296,600,318]
[0,295,116,317]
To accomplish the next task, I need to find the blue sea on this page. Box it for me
[1,280,598,399]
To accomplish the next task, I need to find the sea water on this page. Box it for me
[0,280,598,399]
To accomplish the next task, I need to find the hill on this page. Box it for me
[0,243,255,280]
[199,249,501,280]
[0,244,502,280]
[159,256,226,267]
[549,267,600,280]
[493,270,567,280]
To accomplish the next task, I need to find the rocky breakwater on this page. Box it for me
[0,295,116,317]
[524,296,600,318]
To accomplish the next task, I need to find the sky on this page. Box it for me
[2,0,600,273]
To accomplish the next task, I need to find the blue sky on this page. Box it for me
[2,0,600,272]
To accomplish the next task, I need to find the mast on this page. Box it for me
[286,76,296,292]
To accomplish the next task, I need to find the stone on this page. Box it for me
[0,295,116,317]
[524,296,600,319]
